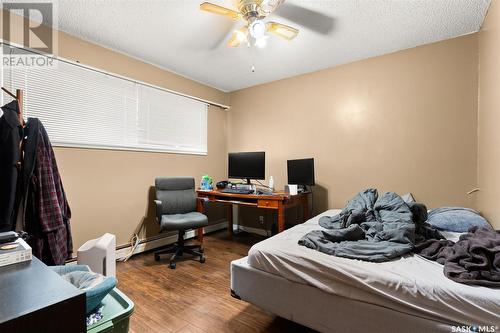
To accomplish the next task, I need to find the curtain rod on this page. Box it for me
[0,41,230,110]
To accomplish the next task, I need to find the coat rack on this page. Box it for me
[1,87,24,126]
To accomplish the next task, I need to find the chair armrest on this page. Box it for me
[154,200,162,222]
[197,197,209,215]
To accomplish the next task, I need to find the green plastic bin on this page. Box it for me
[87,288,134,333]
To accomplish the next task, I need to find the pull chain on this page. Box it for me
[249,38,256,73]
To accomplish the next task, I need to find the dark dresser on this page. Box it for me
[0,257,86,333]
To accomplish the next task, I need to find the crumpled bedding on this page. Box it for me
[416,226,500,287]
[298,189,440,262]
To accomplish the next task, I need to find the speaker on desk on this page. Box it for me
[284,184,298,195]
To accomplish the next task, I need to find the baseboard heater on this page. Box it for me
[114,219,228,259]
[66,219,266,264]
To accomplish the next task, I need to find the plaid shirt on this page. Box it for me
[30,126,72,265]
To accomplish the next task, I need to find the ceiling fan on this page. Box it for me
[200,0,299,48]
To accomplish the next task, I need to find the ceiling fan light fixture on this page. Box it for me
[255,36,269,48]
[249,20,266,39]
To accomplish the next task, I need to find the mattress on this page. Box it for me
[231,257,452,333]
[248,209,500,326]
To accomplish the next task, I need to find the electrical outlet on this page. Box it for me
[258,216,265,225]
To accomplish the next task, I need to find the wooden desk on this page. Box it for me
[196,190,311,240]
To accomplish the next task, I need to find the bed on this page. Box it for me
[230,209,500,332]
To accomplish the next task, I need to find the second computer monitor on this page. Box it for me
[287,158,315,186]
[228,151,265,184]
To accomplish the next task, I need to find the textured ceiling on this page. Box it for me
[33,0,491,91]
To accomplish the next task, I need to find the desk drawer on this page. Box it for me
[257,199,279,209]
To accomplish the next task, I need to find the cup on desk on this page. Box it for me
[285,184,298,195]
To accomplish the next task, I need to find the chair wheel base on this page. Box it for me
[154,236,204,268]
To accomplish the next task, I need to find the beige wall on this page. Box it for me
[2,12,230,250]
[58,114,228,251]
[54,28,231,251]
[229,35,479,215]
[478,1,500,228]
[2,10,489,245]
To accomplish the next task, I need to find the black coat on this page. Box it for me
[0,100,22,232]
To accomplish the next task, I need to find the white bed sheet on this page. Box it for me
[231,257,452,333]
[248,209,500,326]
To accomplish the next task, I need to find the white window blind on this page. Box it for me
[2,56,208,155]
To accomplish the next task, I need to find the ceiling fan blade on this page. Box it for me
[200,2,240,20]
[275,3,334,35]
[266,22,299,40]
[227,27,248,47]
[210,21,239,50]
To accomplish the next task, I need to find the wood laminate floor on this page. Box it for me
[116,230,316,333]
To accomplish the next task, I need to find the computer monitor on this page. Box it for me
[228,152,265,184]
[287,158,315,186]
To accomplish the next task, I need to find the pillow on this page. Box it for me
[427,207,491,232]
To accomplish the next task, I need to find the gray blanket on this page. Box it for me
[298,189,439,262]
[415,226,500,287]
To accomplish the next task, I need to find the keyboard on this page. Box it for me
[220,188,254,194]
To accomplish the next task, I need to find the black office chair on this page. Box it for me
[153,177,208,269]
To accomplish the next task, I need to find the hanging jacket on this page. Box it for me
[0,100,22,232]
[23,118,73,265]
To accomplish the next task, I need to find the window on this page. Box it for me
[2,52,208,155]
